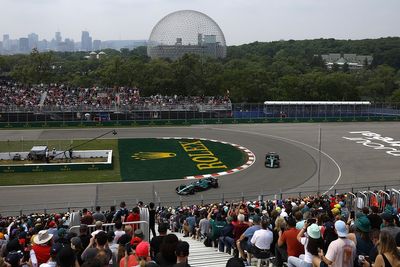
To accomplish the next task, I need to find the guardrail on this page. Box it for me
[1,181,399,216]
[69,221,149,241]
[0,102,399,128]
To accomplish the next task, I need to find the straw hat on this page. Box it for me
[33,230,53,244]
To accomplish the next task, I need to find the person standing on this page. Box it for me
[149,202,157,239]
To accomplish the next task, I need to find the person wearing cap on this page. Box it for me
[236,215,261,262]
[123,241,153,267]
[315,220,356,267]
[31,230,54,266]
[287,222,323,267]
[173,241,190,267]
[380,212,400,240]
[354,215,373,257]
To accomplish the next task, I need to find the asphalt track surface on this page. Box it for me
[0,122,399,214]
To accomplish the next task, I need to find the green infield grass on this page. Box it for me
[0,139,120,185]
[0,138,248,185]
[119,138,248,181]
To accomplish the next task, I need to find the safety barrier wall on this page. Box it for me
[0,102,399,128]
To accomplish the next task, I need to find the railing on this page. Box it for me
[69,221,149,241]
[1,181,399,217]
[0,102,399,126]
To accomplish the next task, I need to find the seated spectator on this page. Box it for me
[236,215,261,263]
[314,220,356,267]
[250,219,273,261]
[218,217,234,254]
[276,216,304,267]
[361,231,400,267]
[288,222,323,267]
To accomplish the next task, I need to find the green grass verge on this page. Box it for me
[119,138,248,181]
[0,139,120,185]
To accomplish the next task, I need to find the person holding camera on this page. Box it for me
[359,231,400,267]
[314,220,356,267]
[287,220,323,267]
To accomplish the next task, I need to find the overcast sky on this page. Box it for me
[1,0,399,45]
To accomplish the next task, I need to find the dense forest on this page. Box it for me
[1,37,400,103]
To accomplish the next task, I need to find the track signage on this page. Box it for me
[343,131,400,156]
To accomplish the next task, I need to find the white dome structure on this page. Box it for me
[147,10,227,60]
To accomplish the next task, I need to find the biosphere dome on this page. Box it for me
[147,10,227,60]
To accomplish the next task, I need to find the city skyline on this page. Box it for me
[0,0,399,46]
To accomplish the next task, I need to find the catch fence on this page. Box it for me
[0,102,399,127]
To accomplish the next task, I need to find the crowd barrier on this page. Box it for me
[0,103,399,128]
[69,221,149,241]
[1,181,399,217]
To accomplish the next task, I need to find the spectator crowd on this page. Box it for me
[0,81,231,112]
[0,193,399,267]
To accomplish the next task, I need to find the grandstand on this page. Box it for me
[0,188,399,266]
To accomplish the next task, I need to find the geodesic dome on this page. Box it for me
[147,10,227,60]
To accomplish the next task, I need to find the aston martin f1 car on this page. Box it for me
[265,152,280,168]
[175,177,219,195]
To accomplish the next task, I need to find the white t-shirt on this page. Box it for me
[250,229,273,250]
[40,261,57,267]
[325,237,356,267]
[300,237,313,263]
[114,229,125,243]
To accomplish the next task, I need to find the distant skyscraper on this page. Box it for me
[3,34,10,50]
[28,33,39,50]
[93,39,101,51]
[55,32,62,43]
[19,38,29,53]
[81,31,92,51]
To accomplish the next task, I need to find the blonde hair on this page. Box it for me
[274,217,286,232]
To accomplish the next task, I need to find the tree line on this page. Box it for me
[0,37,400,103]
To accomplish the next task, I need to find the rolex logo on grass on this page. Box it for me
[132,152,176,160]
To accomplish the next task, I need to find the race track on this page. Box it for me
[1,122,399,214]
